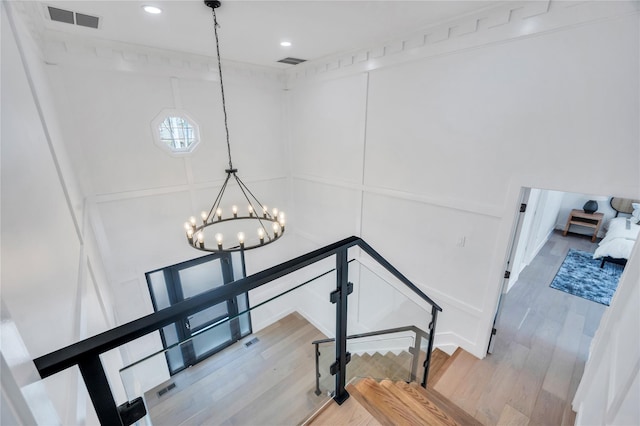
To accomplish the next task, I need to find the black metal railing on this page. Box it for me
[33,236,442,425]
[312,324,432,396]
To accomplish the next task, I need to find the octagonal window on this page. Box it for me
[152,110,200,155]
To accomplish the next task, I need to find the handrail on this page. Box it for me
[311,324,429,345]
[32,236,441,425]
[119,265,345,373]
[357,239,442,312]
[34,236,357,377]
[34,236,438,377]
[312,324,431,395]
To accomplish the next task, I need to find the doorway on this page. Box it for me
[488,188,623,354]
[146,252,251,375]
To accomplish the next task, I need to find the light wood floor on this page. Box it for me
[144,312,331,425]
[433,230,607,425]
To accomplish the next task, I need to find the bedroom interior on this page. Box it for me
[504,189,639,298]
[2,0,639,425]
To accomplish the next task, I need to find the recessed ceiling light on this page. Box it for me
[280,41,292,47]
[143,5,162,14]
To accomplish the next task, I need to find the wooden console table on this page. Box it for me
[563,209,604,242]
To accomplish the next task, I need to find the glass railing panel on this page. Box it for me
[417,333,431,384]
[119,261,337,426]
[315,340,336,397]
[346,334,414,383]
[346,259,433,385]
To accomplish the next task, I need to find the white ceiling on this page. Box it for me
[31,0,499,68]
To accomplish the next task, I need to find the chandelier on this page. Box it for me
[184,1,285,253]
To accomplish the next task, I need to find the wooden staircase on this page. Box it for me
[347,378,482,426]
[317,350,414,395]
[306,348,481,425]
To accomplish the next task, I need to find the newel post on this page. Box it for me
[331,248,352,404]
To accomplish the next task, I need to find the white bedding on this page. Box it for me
[593,217,640,260]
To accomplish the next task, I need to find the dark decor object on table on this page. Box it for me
[583,199,598,214]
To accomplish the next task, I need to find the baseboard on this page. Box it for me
[434,343,458,356]
[524,228,554,266]
[251,306,481,360]
[250,307,296,334]
[295,308,335,339]
[434,331,483,358]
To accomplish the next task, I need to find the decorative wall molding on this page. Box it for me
[284,0,639,88]
[293,230,485,321]
[86,174,288,206]
[293,173,504,219]
[39,34,285,84]
[354,253,485,319]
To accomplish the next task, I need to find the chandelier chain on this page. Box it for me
[211,8,233,170]
[185,1,285,253]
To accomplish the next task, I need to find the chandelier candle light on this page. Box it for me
[184,1,285,253]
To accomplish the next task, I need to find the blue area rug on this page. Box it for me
[550,249,624,306]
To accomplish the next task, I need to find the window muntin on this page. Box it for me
[151,109,200,155]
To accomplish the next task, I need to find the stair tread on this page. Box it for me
[350,378,427,426]
[432,348,480,398]
[347,377,483,426]
[429,347,462,386]
[381,380,458,426]
[427,348,450,385]
[409,382,483,426]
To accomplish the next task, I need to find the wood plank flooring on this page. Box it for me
[143,312,331,425]
[433,231,607,425]
[305,396,381,426]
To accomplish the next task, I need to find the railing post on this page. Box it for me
[421,306,439,387]
[409,333,422,382]
[332,247,350,404]
[314,342,322,396]
[78,356,123,425]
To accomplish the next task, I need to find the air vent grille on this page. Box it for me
[48,6,100,29]
[245,337,259,347]
[48,7,74,24]
[277,57,306,65]
[156,383,176,397]
[76,13,100,29]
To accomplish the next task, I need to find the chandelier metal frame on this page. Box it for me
[185,1,285,253]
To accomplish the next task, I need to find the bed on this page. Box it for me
[593,197,640,268]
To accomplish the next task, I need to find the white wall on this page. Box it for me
[573,241,640,424]
[4,1,291,418]
[524,190,564,264]
[1,300,58,425]
[1,3,117,424]
[285,1,640,358]
[21,10,291,407]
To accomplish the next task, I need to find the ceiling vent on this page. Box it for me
[48,6,100,29]
[277,57,306,65]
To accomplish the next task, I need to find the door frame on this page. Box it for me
[487,187,530,354]
[146,252,250,375]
